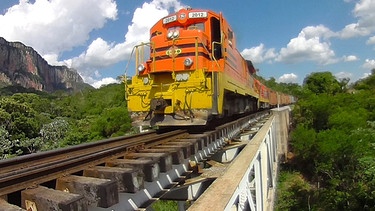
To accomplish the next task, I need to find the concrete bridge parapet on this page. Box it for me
[188,106,291,211]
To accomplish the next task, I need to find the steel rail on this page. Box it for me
[0,131,154,174]
[0,129,188,196]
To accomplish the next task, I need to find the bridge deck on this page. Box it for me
[188,107,290,211]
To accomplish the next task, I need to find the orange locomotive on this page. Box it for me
[126,8,289,128]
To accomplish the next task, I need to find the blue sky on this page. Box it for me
[1,0,375,88]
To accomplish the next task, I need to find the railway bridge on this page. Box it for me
[0,107,291,211]
[185,106,290,211]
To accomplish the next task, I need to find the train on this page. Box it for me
[125,7,294,128]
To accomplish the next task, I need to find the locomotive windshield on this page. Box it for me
[187,22,205,31]
[166,22,204,31]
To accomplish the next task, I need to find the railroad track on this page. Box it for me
[0,111,270,210]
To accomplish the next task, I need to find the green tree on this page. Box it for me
[303,72,341,95]
[90,106,131,139]
[0,126,13,159]
[280,70,375,210]
[0,98,41,141]
[62,118,92,146]
[353,69,375,90]
[39,118,69,150]
[0,107,11,126]
[0,83,132,156]
[328,107,368,130]
[276,171,313,211]
[18,137,43,154]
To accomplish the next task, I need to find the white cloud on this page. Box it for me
[339,23,371,38]
[0,0,186,88]
[278,73,298,83]
[367,36,375,45]
[68,0,185,86]
[0,0,117,56]
[361,72,372,79]
[301,25,336,40]
[91,77,120,89]
[241,43,277,64]
[0,0,119,87]
[244,1,375,67]
[124,0,182,46]
[276,26,336,65]
[335,71,353,79]
[72,0,183,69]
[343,55,359,62]
[339,0,375,38]
[70,38,129,71]
[43,53,68,66]
[353,0,375,28]
[362,59,375,69]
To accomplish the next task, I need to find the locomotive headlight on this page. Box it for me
[167,29,179,39]
[184,58,193,67]
[175,73,190,81]
[167,30,174,39]
[137,64,145,73]
[173,30,179,38]
[143,77,149,85]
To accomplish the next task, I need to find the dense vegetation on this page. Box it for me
[1,69,374,210]
[0,83,132,159]
[276,70,375,210]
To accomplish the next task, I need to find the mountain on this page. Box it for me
[0,37,91,92]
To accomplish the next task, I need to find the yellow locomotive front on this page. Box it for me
[126,8,224,128]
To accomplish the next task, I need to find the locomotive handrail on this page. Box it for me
[124,42,155,101]
[133,42,155,74]
[185,35,221,71]
[211,41,222,69]
[124,42,155,79]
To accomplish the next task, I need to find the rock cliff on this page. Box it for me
[0,37,91,92]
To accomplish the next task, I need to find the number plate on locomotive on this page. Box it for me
[163,15,177,24]
[188,12,207,18]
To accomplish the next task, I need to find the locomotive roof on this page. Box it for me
[152,8,220,29]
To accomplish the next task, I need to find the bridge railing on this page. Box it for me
[188,107,290,211]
